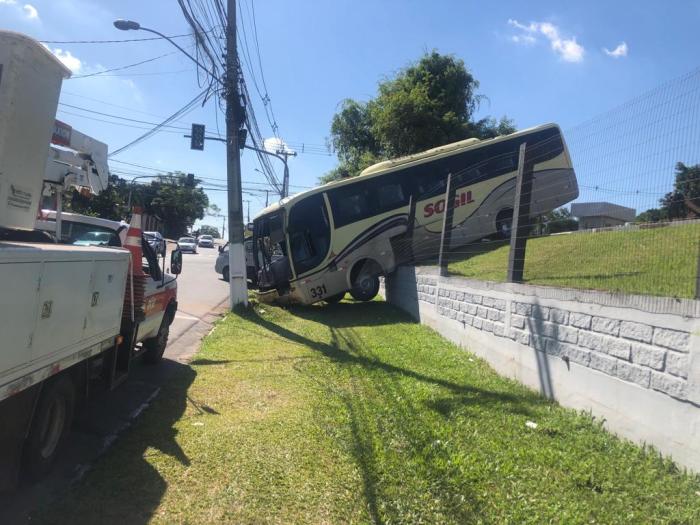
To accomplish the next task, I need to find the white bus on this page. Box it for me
[252,123,578,304]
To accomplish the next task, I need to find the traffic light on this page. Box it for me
[190,123,205,151]
[186,173,195,187]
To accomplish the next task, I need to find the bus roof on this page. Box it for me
[254,123,560,220]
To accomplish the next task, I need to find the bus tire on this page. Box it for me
[24,375,75,480]
[350,261,381,302]
[142,319,169,364]
[495,208,514,239]
[325,292,345,304]
[222,266,230,282]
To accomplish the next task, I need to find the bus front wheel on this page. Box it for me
[350,269,380,302]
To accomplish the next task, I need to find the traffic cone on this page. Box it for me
[123,206,146,322]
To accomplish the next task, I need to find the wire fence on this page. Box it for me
[426,67,700,299]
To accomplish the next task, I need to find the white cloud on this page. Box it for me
[604,41,628,58]
[0,0,18,5]
[42,45,82,73]
[264,137,295,155]
[507,18,585,63]
[22,3,38,19]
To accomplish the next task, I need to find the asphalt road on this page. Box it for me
[0,243,230,523]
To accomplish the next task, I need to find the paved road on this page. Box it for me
[0,243,230,524]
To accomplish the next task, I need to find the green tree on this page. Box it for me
[637,162,700,222]
[64,172,209,238]
[322,51,516,183]
[198,225,220,238]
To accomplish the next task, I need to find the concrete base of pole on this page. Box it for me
[228,241,249,309]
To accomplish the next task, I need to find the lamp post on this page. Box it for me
[114,12,248,309]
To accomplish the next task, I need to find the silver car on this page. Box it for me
[215,239,256,285]
[198,234,214,248]
[178,236,198,253]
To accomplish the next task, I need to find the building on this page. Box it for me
[571,202,636,230]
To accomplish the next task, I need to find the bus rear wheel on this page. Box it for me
[495,209,514,239]
[350,272,380,302]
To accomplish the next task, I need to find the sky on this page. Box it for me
[2,0,700,228]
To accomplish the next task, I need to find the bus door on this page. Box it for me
[253,210,291,292]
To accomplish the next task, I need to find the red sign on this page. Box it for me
[51,120,72,147]
[423,190,474,218]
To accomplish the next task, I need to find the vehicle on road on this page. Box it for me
[198,234,214,248]
[144,230,166,256]
[178,237,198,253]
[216,238,257,285]
[252,123,578,305]
[0,31,182,490]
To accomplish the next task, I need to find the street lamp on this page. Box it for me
[112,19,222,86]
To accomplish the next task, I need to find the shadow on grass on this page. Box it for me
[32,359,197,525]
[245,302,546,523]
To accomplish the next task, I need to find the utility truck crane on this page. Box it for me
[0,30,182,490]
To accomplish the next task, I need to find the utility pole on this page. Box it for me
[226,0,248,308]
[243,199,250,224]
[265,190,269,207]
[276,148,297,198]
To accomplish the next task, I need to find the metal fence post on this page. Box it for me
[507,143,534,283]
[438,172,456,277]
[695,238,700,300]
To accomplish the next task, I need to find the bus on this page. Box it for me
[252,123,578,305]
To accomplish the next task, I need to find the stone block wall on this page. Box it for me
[383,266,700,471]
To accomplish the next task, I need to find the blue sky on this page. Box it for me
[2,0,699,224]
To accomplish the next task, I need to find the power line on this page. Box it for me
[68,51,180,79]
[109,91,207,157]
[40,33,197,44]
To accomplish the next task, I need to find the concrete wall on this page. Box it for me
[382,266,700,471]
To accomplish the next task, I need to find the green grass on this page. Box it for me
[447,223,700,298]
[36,300,700,524]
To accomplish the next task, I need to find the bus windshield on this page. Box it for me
[253,210,290,290]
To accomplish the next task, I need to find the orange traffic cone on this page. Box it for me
[123,206,146,322]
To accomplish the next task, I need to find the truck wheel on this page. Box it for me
[142,320,170,364]
[222,266,230,282]
[325,292,345,304]
[24,375,75,480]
[350,272,380,302]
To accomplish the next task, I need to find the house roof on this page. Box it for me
[571,202,636,222]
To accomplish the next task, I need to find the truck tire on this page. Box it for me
[24,375,75,480]
[142,319,170,364]
[222,266,230,282]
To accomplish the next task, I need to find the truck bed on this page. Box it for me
[0,242,130,400]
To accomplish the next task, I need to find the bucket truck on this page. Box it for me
[0,30,182,490]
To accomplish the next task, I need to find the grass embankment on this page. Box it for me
[37,301,700,524]
[447,223,700,298]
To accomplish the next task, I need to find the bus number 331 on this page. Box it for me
[309,284,327,298]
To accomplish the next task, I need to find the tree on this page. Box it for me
[636,162,700,222]
[198,225,220,238]
[63,172,209,238]
[322,51,516,183]
[543,207,578,234]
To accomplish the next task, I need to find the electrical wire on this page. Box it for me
[68,51,181,79]
[40,33,197,44]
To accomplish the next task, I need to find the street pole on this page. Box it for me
[265,190,269,207]
[276,149,297,198]
[221,215,226,238]
[226,0,248,309]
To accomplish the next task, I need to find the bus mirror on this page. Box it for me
[218,245,223,253]
[170,248,183,275]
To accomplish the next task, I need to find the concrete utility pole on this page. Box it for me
[276,148,297,198]
[225,0,248,308]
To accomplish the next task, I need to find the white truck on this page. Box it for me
[0,30,182,490]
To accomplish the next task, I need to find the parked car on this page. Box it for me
[215,239,257,285]
[198,234,214,248]
[144,231,166,256]
[178,236,198,253]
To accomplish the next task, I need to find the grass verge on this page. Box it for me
[447,223,700,298]
[36,300,700,524]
